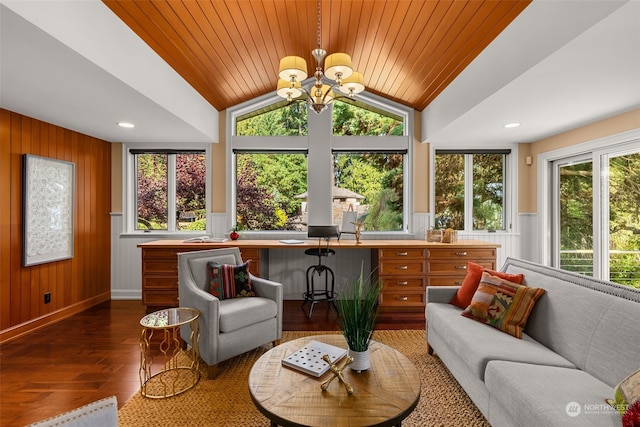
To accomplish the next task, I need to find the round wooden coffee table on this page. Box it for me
[249,334,420,427]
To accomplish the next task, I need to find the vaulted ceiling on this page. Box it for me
[1,1,638,145]
[102,0,530,112]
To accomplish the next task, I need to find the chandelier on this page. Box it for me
[276,0,365,114]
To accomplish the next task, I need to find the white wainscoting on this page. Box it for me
[517,213,539,263]
[456,232,520,270]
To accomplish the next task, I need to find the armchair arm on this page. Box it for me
[178,276,220,366]
[250,275,283,338]
[425,286,459,304]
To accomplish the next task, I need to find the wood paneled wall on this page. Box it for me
[0,109,112,342]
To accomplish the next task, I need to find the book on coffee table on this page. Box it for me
[281,340,347,377]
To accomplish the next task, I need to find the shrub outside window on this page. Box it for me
[435,150,507,231]
[134,151,206,231]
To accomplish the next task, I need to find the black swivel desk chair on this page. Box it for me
[302,225,339,318]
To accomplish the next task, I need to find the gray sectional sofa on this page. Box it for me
[426,257,640,427]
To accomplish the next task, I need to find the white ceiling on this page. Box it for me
[1,0,639,145]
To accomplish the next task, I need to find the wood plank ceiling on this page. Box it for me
[102,0,530,112]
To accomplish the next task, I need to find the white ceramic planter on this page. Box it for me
[348,348,370,372]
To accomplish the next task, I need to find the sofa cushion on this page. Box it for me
[427,303,575,381]
[219,297,277,333]
[462,272,545,338]
[449,261,524,309]
[485,361,619,427]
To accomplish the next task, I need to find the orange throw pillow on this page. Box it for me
[449,261,524,309]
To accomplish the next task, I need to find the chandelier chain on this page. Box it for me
[316,0,321,49]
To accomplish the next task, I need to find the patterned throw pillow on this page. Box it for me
[449,261,524,309]
[208,260,255,299]
[461,272,545,338]
[607,368,640,416]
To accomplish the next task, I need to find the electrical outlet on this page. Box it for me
[44,292,51,304]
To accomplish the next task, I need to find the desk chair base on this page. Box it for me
[302,263,338,319]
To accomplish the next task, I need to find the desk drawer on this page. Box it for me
[427,248,496,260]
[143,259,179,273]
[428,260,494,274]
[379,248,426,259]
[380,292,425,308]
[378,260,426,276]
[143,290,179,307]
[380,277,425,289]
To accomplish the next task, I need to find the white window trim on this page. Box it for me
[121,142,212,236]
[537,128,640,266]
[429,144,518,234]
[226,89,414,236]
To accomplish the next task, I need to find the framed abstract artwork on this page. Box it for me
[23,154,75,266]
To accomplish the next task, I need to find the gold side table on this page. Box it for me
[139,307,201,399]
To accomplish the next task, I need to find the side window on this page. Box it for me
[134,151,206,231]
[435,150,507,231]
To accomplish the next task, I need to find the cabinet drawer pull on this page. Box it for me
[455,265,467,270]
[454,281,463,285]
[396,252,408,256]
[455,251,468,256]
[397,265,408,270]
[396,296,408,301]
[397,281,408,286]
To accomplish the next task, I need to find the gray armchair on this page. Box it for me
[178,248,283,379]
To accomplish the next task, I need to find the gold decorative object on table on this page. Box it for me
[352,221,364,244]
[321,354,354,395]
[139,307,201,399]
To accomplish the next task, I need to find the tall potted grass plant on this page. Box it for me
[336,264,382,372]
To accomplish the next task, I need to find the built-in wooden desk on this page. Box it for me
[137,239,500,318]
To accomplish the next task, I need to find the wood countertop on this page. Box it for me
[137,239,500,250]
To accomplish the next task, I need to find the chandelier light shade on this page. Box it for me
[323,53,353,82]
[275,0,365,113]
[278,56,308,82]
[339,71,365,96]
[277,79,302,100]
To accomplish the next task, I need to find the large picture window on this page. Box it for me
[230,93,411,234]
[434,150,508,231]
[132,150,206,232]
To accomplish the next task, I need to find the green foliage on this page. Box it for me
[334,153,404,231]
[435,153,504,230]
[184,218,206,231]
[559,152,640,288]
[332,101,403,136]
[236,153,307,230]
[236,103,308,136]
[336,265,382,352]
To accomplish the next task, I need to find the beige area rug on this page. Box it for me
[119,330,490,426]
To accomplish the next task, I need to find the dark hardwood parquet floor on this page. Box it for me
[0,300,423,426]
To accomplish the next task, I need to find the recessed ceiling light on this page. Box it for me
[504,122,520,128]
[117,122,135,128]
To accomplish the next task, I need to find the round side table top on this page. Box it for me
[249,334,421,427]
[140,307,200,329]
